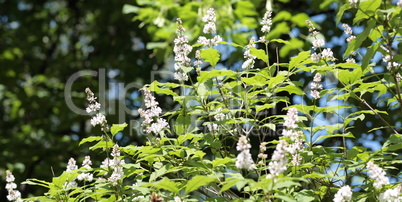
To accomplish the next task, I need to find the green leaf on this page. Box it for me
[289,51,310,70]
[336,4,352,24]
[111,122,128,136]
[273,180,301,189]
[22,179,51,188]
[362,42,380,70]
[276,85,304,95]
[212,157,234,167]
[122,4,139,14]
[185,176,216,194]
[354,0,381,24]
[250,47,268,63]
[314,132,355,143]
[197,69,237,83]
[79,136,102,146]
[218,41,242,48]
[200,48,220,66]
[143,177,179,194]
[343,20,376,58]
[148,81,178,96]
[270,39,291,45]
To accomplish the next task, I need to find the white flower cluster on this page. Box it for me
[86,88,108,131]
[312,39,325,50]
[342,24,356,42]
[77,156,93,182]
[311,73,323,99]
[333,185,353,202]
[268,108,305,178]
[138,87,169,134]
[367,161,390,189]
[379,185,402,202]
[235,136,256,171]
[258,142,268,165]
[194,50,203,66]
[282,108,304,166]
[101,144,126,186]
[173,18,192,82]
[197,8,222,47]
[64,158,78,189]
[202,8,216,34]
[5,170,22,202]
[398,0,402,8]
[349,0,358,8]
[261,11,272,34]
[242,37,257,69]
[207,107,226,133]
[306,20,335,62]
[267,139,288,179]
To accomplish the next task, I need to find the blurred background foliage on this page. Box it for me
[0,0,393,198]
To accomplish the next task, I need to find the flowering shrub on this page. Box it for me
[6,0,402,201]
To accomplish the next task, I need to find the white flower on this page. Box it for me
[64,181,77,189]
[311,90,320,99]
[90,113,107,127]
[173,18,192,81]
[283,107,298,129]
[145,118,169,134]
[236,150,256,171]
[5,170,22,202]
[108,166,124,185]
[82,156,92,169]
[242,58,255,69]
[203,22,216,34]
[311,52,321,62]
[321,48,335,61]
[333,185,353,202]
[6,189,22,201]
[236,136,252,151]
[202,8,217,34]
[312,39,325,50]
[267,139,288,178]
[342,24,353,35]
[261,11,272,34]
[211,35,222,46]
[350,0,358,8]
[202,8,216,23]
[86,102,101,113]
[66,158,78,172]
[346,36,356,42]
[367,161,390,189]
[346,58,355,63]
[77,173,93,182]
[197,36,210,46]
[398,0,402,8]
[174,72,189,82]
[6,170,15,183]
[379,186,402,202]
[311,73,322,99]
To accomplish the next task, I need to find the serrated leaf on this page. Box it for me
[200,48,220,66]
[289,51,310,70]
[148,81,178,96]
[111,122,128,136]
[250,47,268,63]
[185,176,216,194]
